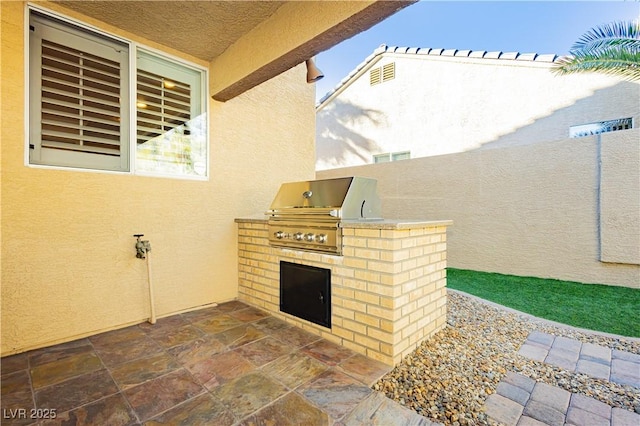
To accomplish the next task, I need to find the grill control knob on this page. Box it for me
[315,234,328,243]
[304,233,315,242]
[274,231,286,239]
[293,232,304,241]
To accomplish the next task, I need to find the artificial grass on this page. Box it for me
[446,268,640,338]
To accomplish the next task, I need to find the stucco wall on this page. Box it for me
[317,130,640,288]
[316,53,638,170]
[1,2,315,355]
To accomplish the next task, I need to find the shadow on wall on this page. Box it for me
[316,99,384,168]
[476,81,639,151]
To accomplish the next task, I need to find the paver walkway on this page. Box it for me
[485,331,640,426]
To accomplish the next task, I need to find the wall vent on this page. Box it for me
[570,118,633,138]
[382,62,395,81]
[370,62,395,86]
[370,67,381,85]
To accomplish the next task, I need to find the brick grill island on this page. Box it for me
[235,218,452,366]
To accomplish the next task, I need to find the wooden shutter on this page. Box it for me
[29,11,129,171]
[136,70,192,145]
[40,39,121,156]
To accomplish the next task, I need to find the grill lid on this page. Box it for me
[268,177,382,220]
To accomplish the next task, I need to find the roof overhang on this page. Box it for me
[51,0,415,102]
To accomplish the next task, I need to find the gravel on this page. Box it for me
[373,290,640,426]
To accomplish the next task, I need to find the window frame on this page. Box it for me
[25,5,209,181]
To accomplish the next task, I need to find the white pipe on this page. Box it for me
[146,251,156,324]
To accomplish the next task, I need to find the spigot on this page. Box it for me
[134,234,151,259]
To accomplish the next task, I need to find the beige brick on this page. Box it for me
[354,333,380,350]
[333,287,355,299]
[401,301,417,316]
[354,269,380,283]
[409,308,424,324]
[401,321,418,339]
[379,319,393,333]
[354,247,381,260]
[401,238,417,249]
[368,260,402,274]
[368,238,403,250]
[334,266,355,278]
[343,236,368,248]
[342,246,355,257]
[354,228,381,238]
[393,314,409,331]
[395,294,409,307]
[379,296,394,309]
[343,318,367,335]
[409,247,424,258]
[354,290,379,305]
[343,278,367,291]
[367,327,393,343]
[333,305,355,320]
[354,312,381,328]
[342,299,367,313]
[343,257,367,269]
[409,228,425,237]
[342,339,367,356]
[321,332,343,345]
[332,325,354,341]
[379,342,394,356]
[342,228,355,236]
[393,249,411,261]
[402,280,417,294]
[366,282,396,297]
[366,350,393,366]
[366,304,396,321]
[390,271,411,285]
[380,229,402,239]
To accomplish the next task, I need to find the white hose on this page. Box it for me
[146,251,156,324]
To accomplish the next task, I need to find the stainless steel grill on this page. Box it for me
[266,177,382,255]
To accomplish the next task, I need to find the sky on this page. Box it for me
[314,1,640,101]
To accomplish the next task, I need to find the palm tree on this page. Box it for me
[553,20,640,81]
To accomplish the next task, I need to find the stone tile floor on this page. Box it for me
[486,331,640,426]
[1,301,435,425]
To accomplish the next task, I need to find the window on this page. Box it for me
[28,9,208,179]
[136,51,207,177]
[570,118,633,138]
[391,151,410,161]
[373,153,390,163]
[373,151,410,163]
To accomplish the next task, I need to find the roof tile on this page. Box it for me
[317,44,560,108]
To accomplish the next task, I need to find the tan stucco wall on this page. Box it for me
[600,130,640,265]
[318,130,640,288]
[1,2,315,355]
[317,53,638,170]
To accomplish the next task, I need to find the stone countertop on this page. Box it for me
[341,219,453,229]
[235,216,452,229]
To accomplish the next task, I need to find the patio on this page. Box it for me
[0,300,434,425]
